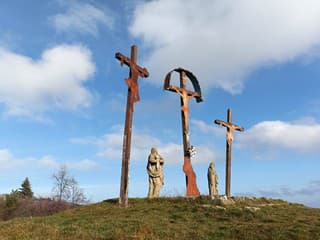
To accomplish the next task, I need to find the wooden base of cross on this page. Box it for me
[215,108,244,198]
[183,156,200,197]
[164,68,203,197]
[115,45,149,207]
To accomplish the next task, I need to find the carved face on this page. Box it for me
[210,162,215,169]
[151,147,158,154]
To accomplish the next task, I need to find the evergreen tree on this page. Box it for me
[19,177,33,199]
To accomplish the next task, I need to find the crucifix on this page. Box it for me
[214,108,244,198]
[164,68,203,197]
[115,45,149,207]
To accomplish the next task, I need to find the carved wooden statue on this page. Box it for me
[208,162,218,199]
[147,147,164,198]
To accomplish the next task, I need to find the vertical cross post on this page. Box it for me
[214,108,244,198]
[115,45,149,207]
[164,68,203,197]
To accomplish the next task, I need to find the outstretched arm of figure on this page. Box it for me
[231,125,244,132]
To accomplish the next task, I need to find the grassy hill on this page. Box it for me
[0,196,319,240]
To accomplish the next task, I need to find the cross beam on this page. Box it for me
[115,45,149,207]
[214,108,244,198]
[164,68,203,197]
[115,50,149,103]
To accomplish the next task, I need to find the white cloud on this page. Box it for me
[130,0,320,93]
[0,149,97,173]
[0,45,95,117]
[51,2,114,36]
[71,127,219,164]
[157,143,218,164]
[190,145,220,164]
[0,149,50,171]
[66,159,98,170]
[0,149,24,169]
[238,119,320,157]
[38,157,98,171]
[191,119,224,136]
[38,156,59,169]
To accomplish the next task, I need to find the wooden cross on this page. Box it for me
[164,68,203,197]
[214,108,244,198]
[115,45,149,207]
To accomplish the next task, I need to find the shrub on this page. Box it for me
[2,198,71,220]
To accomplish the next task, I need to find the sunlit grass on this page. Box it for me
[0,196,319,240]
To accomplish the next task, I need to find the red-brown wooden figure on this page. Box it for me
[215,108,244,198]
[164,68,203,197]
[115,45,149,207]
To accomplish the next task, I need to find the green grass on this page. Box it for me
[0,196,319,240]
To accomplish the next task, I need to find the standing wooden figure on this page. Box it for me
[164,68,203,197]
[215,108,244,198]
[115,45,149,207]
[208,162,218,199]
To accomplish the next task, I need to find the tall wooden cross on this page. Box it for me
[214,108,244,198]
[164,68,203,197]
[115,45,149,207]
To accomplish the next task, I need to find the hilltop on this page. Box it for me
[0,196,319,240]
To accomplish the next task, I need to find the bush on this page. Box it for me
[0,177,75,221]
[5,190,20,209]
[2,198,71,220]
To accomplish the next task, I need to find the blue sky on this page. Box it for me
[0,0,320,207]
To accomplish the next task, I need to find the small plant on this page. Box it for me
[5,190,20,209]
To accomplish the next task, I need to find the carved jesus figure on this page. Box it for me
[147,147,164,198]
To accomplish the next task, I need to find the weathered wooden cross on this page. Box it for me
[115,45,149,207]
[164,68,203,197]
[214,108,244,198]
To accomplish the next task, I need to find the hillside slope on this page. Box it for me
[0,197,319,240]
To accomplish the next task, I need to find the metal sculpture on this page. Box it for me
[164,68,203,197]
[115,45,149,207]
[214,108,244,198]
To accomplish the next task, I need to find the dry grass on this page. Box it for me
[0,196,319,240]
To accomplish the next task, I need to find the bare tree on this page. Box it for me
[52,165,88,205]
[52,165,71,201]
[69,177,87,205]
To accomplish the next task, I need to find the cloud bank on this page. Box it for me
[190,118,320,158]
[71,126,218,164]
[238,119,320,157]
[0,149,97,173]
[51,2,114,36]
[0,45,95,117]
[130,0,320,93]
